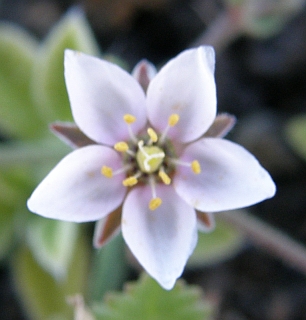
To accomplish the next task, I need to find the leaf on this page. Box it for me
[88,234,130,301]
[0,202,15,259]
[0,138,70,168]
[27,216,79,280]
[12,235,89,320]
[0,23,45,139]
[286,114,306,161]
[0,169,32,259]
[92,273,212,320]
[31,7,100,123]
[188,217,245,267]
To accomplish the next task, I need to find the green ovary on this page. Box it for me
[136,146,165,173]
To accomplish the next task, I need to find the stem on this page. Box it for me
[189,10,242,54]
[219,210,306,274]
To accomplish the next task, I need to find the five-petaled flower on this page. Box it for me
[27,47,276,290]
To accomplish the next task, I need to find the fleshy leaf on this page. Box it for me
[0,202,15,260]
[92,273,212,320]
[0,23,45,139]
[0,170,33,259]
[88,234,130,301]
[188,216,245,267]
[31,7,100,123]
[12,236,89,320]
[286,114,306,161]
[26,215,79,279]
[0,138,70,168]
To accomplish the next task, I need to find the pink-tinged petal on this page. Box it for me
[146,46,216,143]
[122,184,197,290]
[93,206,122,248]
[132,59,157,92]
[174,138,276,212]
[64,50,147,145]
[196,211,215,232]
[27,145,126,222]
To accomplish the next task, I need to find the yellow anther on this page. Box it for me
[101,166,113,178]
[123,114,136,124]
[114,141,129,152]
[191,160,201,174]
[147,127,158,143]
[158,170,171,185]
[149,197,162,211]
[122,176,138,187]
[168,114,180,127]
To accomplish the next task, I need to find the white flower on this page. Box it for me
[27,47,276,289]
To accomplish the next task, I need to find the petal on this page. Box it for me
[174,138,276,212]
[93,206,122,248]
[146,46,216,143]
[122,184,197,290]
[27,145,126,222]
[64,50,147,145]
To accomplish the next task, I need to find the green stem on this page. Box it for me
[219,210,306,274]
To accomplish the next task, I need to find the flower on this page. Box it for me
[27,47,276,290]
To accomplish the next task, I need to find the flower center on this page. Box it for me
[136,141,165,173]
[101,113,201,211]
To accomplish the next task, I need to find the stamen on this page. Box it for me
[148,176,162,210]
[191,160,201,174]
[114,141,129,152]
[160,113,180,143]
[114,141,135,157]
[147,127,158,143]
[122,176,138,187]
[123,114,136,124]
[168,114,180,127]
[149,198,162,211]
[101,164,133,178]
[101,166,113,178]
[169,158,201,174]
[158,170,171,185]
[123,114,138,143]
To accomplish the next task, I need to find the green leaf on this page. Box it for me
[31,7,100,123]
[92,273,212,320]
[0,167,33,259]
[27,216,79,279]
[0,202,15,260]
[286,114,306,161]
[0,23,45,139]
[88,235,130,301]
[0,138,70,168]
[188,218,245,267]
[12,235,89,320]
